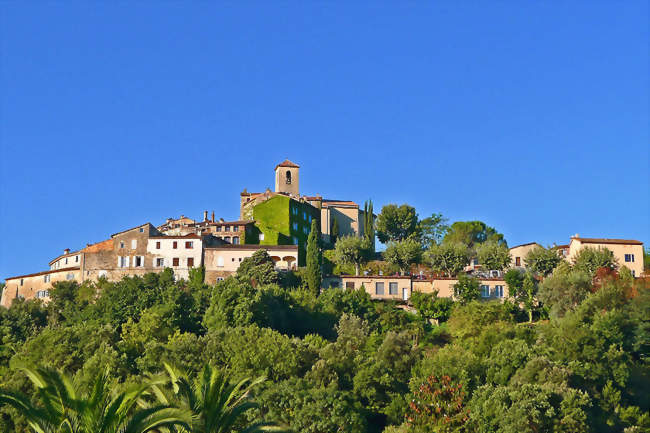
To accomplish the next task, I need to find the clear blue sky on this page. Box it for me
[1,2,648,279]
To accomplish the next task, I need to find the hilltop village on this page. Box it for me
[1,159,645,308]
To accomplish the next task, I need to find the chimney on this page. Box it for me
[64,248,70,255]
[204,210,208,221]
[572,233,580,239]
[219,218,225,223]
[211,211,215,223]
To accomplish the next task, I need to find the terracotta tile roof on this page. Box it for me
[321,200,359,208]
[572,238,643,245]
[149,234,203,239]
[82,238,113,253]
[554,244,570,249]
[275,159,300,169]
[509,242,541,249]
[5,267,81,281]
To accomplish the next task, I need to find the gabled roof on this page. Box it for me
[5,267,81,281]
[111,223,153,238]
[275,159,300,170]
[509,242,541,250]
[571,237,643,246]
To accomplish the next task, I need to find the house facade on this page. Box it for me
[567,236,644,277]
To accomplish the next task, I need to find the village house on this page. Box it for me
[1,160,645,308]
[204,244,299,283]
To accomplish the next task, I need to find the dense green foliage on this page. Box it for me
[443,221,506,248]
[424,243,471,277]
[1,264,648,432]
[476,242,511,272]
[523,245,563,276]
[375,204,419,244]
[333,235,371,276]
[384,239,422,275]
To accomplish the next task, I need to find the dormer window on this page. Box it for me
[286,170,291,184]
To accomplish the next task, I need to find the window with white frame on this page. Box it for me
[217,277,224,281]
[259,233,265,241]
[375,282,385,295]
[232,237,240,245]
[43,274,51,283]
[134,256,144,267]
[389,282,398,295]
[36,290,49,299]
[494,285,504,298]
[120,241,125,249]
[480,285,490,297]
[156,258,164,267]
[217,257,224,267]
[131,239,137,249]
[119,256,128,268]
[139,227,144,233]
[625,254,635,262]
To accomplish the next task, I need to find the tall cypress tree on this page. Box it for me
[364,199,375,254]
[331,218,339,244]
[306,219,322,296]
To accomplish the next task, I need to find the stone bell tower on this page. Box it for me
[274,159,300,196]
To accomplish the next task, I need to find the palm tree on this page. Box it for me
[0,365,191,433]
[151,363,283,433]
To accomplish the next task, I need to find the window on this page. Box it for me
[119,256,128,268]
[98,270,108,278]
[232,258,236,262]
[131,239,137,249]
[65,257,68,264]
[139,227,144,233]
[217,257,224,267]
[292,236,298,245]
[632,270,636,277]
[625,254,635,262]
[217,277,224,281]
[225,226,231,232]
[233,226,238,232]
[172,257,180,267]
[286,170,291,184]
[20,279,24,286]
[120,241,125,249]
[156,242,161,249]
[36,290,49,299]
[389,282,398,295]
[187,257,194,267]
[225,236,231,243]
[303,227,309,234]
[156,258,164,267]
[473,258,479,266]
[216,226,222,232]
[292,222,299,231]
[303,211,307,220]
[66,273,74,281]
[375,282,385,295]
[173,241,178,249]
[43,274,51,283]
[346,281,355,290]
[480,285,490,298]
[134,256,143,267]
[232,236,240,245]
[185,241,194,249]
[75,255,79,263]
[494,285,504,298]
[515,257,521,266]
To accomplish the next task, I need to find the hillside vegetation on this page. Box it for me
[0,253,648,432]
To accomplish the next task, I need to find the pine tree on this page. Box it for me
[306,219,322,296]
